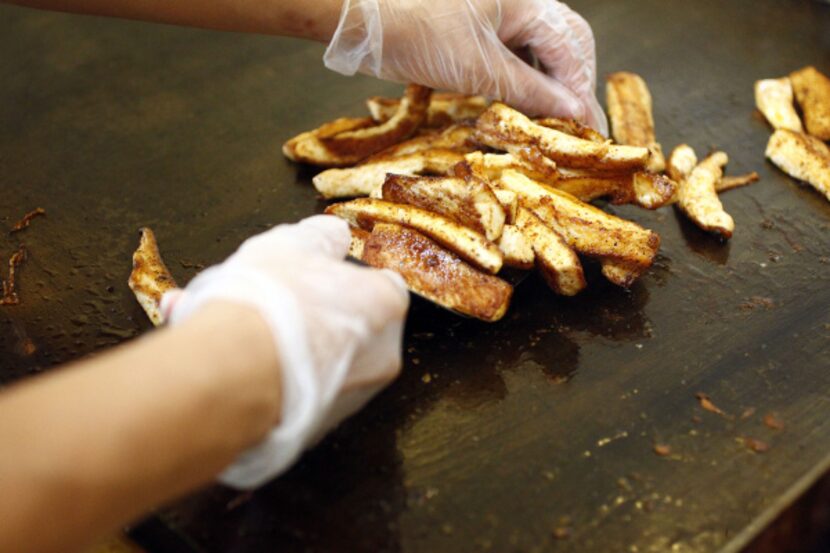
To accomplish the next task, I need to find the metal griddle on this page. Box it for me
[1,1,829,551]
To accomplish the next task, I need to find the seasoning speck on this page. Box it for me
[653,444,672,457]
[763,413,784,430]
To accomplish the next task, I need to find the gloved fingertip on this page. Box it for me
[379,269,410,303]
[297,215,352,258]
[160,289,185,322]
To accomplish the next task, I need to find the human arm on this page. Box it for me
[3,0,605,129]
[0,302,281,553]
[0,215,408,553]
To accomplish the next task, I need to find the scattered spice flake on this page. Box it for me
[421,373,432,384]
[653,444,672,457]
[742,437,770,453]
[179,260,205,270]
[1,246,27,306]
[695,392,730,418]
[225,491,253,511]
[9,208,46,234]
[763,413,784,430]
[740,407,757,420]
[740,296,775,311]
[691,415,702,424]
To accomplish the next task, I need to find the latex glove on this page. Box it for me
[324,0,607,135]
[161,215,409,489]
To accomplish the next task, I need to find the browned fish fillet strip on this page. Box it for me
[766,129,830,202]
[359,223,512,322]
[283,85,431,166]
[606,72,665,173]
[515,207,585,295]
[129,228,179,326]
[678,152,734,239]
[664,172,760,206]
[462,151,558,187]
[755,78,804,132]
[535,117,606,143]
[476,103,648,171]
[790,66,830,141]
[367,93,488,128]
[553,170,676,209]
[381,173,505,241]
[497,224,534,269]
[667,144,698,183]
[326,198,503,274]
[364,123,477,161]
[497,170,660,272]
[313,149,465,199]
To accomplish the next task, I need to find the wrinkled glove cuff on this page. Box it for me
[166,265,320,489]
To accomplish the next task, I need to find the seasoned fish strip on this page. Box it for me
[515,207,585,296]
[600,259,647,289]
[283,117,376,167]
[606,72,665,173]
[677,152,734,238]
[463,151,558,186]
[367,93,488,127]
[497,224,535,269]
[476,103,648,171]
[129,228,179,326]
[326,198,503,274]
[313,149,465,199]
[498,170,660,271]
[754,78,804,132]
[553,170,676,209]
[282,85,431,166]
[667,144,698,183]
[766,129,830,202]
[790,66,830,140]
[665,172,761,206]
[365,123,477,160]
[492,188,518,224]
[349,227,370,259]
[535,117,606,143]
[381,174,505,241]
[361,223,512,322]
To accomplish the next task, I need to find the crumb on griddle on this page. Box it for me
[763,413,784,430]
[695,392,731,419]
[741,437,770,453]
[740,296,775,311]
[653,444,672,457]
[740,407,757,420]
[1,245,27,306]
[9,208,46,234]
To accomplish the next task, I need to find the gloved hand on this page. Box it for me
[161,215,409,489]
[324,0,607,135]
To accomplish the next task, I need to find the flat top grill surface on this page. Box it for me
[1,1,829,552]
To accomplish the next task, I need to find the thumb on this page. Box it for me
[237,215,352,261]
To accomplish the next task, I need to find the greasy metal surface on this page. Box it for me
[0,1,829,552]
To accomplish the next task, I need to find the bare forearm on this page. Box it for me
[2,0,343,41]
[0,302,281,553]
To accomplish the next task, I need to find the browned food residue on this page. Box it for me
[696,392,730,418]
[1,246,27,306]
[552,527,571,540]
[740,407,757,420]
[653,444,672,457]
[763,413,785,430]
[740,296,775,311]
[742,437,770,453]
[9,208,46,234]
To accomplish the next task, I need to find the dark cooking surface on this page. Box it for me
[1,0,830,551]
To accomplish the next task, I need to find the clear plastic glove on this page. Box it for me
[324,0,607,134]
[161,215,409,489]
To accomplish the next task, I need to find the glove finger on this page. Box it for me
[160,289,186,322]
[498,52,586,119]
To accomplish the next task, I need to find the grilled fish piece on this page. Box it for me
[497,170,660,276]
[515,207,585,295]
[497,224,535,269]
[129,228,178,326]
[766,129,830,202]
[476,103,649,171]
[677,152,734,239]
[283,85,431,167]
[790,66,830,141]
[381,174,505,242]
[313,149,465,199]
[326,198,503,274]
[755,78,804,133]
[367,92,488,128]
[364,123,477,161]
[606,72,665,173]
[554,169,676,209]
[355,223,512,322]
[667,144,698,183]
[535,117,606,143]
